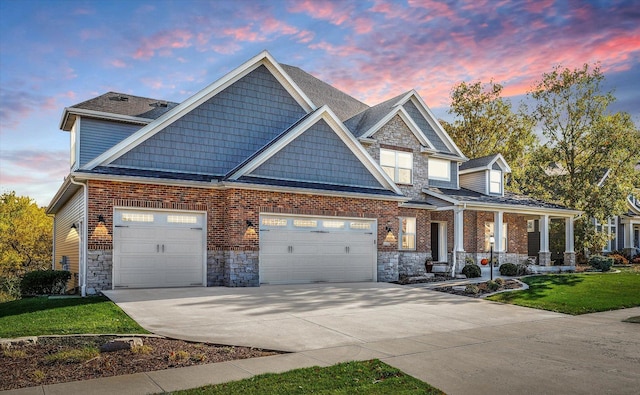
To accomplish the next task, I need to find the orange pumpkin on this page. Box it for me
[481,258,489,265]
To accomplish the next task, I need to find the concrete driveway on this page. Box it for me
[104,283,640,394]
[103,282,563,352]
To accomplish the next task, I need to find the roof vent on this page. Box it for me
[109,95,129,102]
[150,101,168,108]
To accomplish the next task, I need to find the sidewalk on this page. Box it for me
[5,306,639,395]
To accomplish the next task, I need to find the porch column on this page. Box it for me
[452,207,465,276]
[564,216,576,266]
[623,222,633,248]
[493,211,504,265]
[539,214,551,265]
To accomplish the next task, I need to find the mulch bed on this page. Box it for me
[432,279,524,298]
[0,335,281,390]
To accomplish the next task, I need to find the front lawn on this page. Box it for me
[172,359,443,395]
[0,296,147,338]
[487,270,640,315]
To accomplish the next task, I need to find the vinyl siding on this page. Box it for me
[113,65,307,175]
[249,119,384,189]
[53,190,84,290]
[402,100,450,153]
[79,118,142,167]
[460,171,487,194]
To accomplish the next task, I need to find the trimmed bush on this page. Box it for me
[462,264,481,278]
[464,284,480,294]
[486,281,500,292]
[494,277,505,285]
[499,263,518,276]
[20,270,71,296]
[608,253,628,265]
[588,255,613,272]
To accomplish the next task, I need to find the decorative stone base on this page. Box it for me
[530,265,576,273]
[224,250,259,287]
[398,252,430,277]
[564,252,576,266]
[377,251,399,282]
[539,251,552,266]
[86,250,113,294]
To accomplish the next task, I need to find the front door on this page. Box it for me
[431,223,439,262]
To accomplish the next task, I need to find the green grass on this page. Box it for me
[171,359,443,395]
[487,270,640,315]
[0,296,148,337]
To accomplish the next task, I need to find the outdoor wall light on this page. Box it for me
[244,219,257,239]
[97,215,105,224]
[246,220,254,230]
[383,225,396,245]
[71,223,78,230]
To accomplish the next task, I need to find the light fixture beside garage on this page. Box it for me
[97,215,105,224]
[383,225,396,246]
[71,223,78,230]
[244,219,257,240]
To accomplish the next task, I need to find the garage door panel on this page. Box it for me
[113,210,205,289]
[259,214,376,285]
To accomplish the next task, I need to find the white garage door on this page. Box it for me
[259,214,377,284]
[113,209,205,288]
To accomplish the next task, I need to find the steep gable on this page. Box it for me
[110,65,307,175]
[249,119,383,189]
[402,100,450,152]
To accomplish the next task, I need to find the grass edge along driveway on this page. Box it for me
[170,359,444,395]
[487,269,640,315]
[0,296,148,338]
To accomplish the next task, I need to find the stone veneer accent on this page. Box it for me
[86,249,112,295]
[563,252,576,266]
[539,251,552,266]
[398,252,429,277]
[377,251,399,282]
[224,250,259,287]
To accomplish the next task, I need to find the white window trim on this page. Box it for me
[489,170,502,194]
[399,217,416,251]
[484,222,508,252]
[596,217,617,252]
[380,148,413,184]
[428,157,451,181]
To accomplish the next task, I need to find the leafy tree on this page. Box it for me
[440,80,537,192]
[525,63,640,252]
[0,191,52,277]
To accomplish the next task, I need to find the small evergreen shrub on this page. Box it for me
[464,284,480,294]
[20,270,71,296]
[461,264,481,278]
[516,263,531,276]
[465,256,475,265]
[486,281,500,292]
[499,263,518,276]
[588,255,613,272]
[494,277,505,286]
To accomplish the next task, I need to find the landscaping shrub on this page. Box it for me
[465,256,475,265]
[20,270,71,296]
[588,255,613,272]
[495,277,505,286]
[486,281,500,292]
[608,253,629,265]
[633,257,640,265]
[462,264,481,278]
[464,284,480,294]
[499,263,518,276]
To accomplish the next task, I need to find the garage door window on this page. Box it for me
[350,221,371,230]
[121,213,154,223]
[262,217,287,227]
[294,219,317,228]
[168,215,198,224]
[323,220,345,229]
[399,217,416,250]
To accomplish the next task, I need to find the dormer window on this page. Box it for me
[380,148,412,184]
[489,170,502,194]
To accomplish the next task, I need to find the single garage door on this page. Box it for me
[259,214,377,284]
[113,209,205,288]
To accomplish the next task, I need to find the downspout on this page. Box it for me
[50,214,56,270]
[69,176,88,297]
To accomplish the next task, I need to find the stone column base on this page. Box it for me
[564,252,576,266]
[539,251,552,266]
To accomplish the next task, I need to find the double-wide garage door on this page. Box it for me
[259,214,377,284]
[113,209,205,288]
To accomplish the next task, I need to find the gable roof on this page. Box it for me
[280,64,369,121]
[60,92,178,131]
[82,51,316,171]
[226,105,402,195]
[459,153,512,174]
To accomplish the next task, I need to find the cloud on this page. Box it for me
[0,89,57,130]
[132,29,194,60]
[110,59,127,68]
[288,0,354,26]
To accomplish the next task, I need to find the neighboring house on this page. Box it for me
[597,190,640,256]
[47,51,580,295]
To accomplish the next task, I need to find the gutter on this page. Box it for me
[69,176,88,297]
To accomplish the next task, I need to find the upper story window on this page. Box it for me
[380,148,412,184]
[399,217,416,250]
[428,158,450,181]
[484,222,508,251]
[489,170,502,194]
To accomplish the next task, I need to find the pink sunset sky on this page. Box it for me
[1,0,639,205]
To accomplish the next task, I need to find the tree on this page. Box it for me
[440,81,537,192]
[0,191,52,277]
[524,63,640,252]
